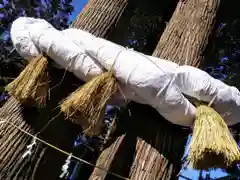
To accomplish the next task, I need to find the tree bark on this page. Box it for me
[71,0,128,37]
[153,0,220,66]
[0,0,128,179]
[88,135,125,180]
[129,0,220,180]
[0,67,82,180]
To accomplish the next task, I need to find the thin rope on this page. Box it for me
[208,94,217,107]
[0,118,130,180]
[35,112,62,136]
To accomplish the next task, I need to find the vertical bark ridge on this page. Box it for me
[153,0,219,66]
[72,0,128,37]
[129,0,220,179]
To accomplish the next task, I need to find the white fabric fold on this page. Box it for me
[10,17,240,126]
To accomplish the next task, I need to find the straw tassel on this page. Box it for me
[187,105,240,170]
[61,71,117,137]
[5,55,49,107]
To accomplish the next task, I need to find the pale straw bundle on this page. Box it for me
[60,71,118,136]
[187,105,240,170]
[5,55,49,107]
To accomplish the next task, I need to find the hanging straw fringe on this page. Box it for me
[5,55,49,108]
[61,71,117,137]
[187,105,240,170]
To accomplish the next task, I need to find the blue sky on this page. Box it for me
[70,1,231,179]
[69,0,88,22]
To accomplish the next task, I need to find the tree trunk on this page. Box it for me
[129,0,220,180]
[153,0,219,65]
[0,67,81,180]
[0,0,128,179]
[88,135,125,180]
[71,0,128,37]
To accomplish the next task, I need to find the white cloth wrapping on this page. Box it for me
[10,17,240,126]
